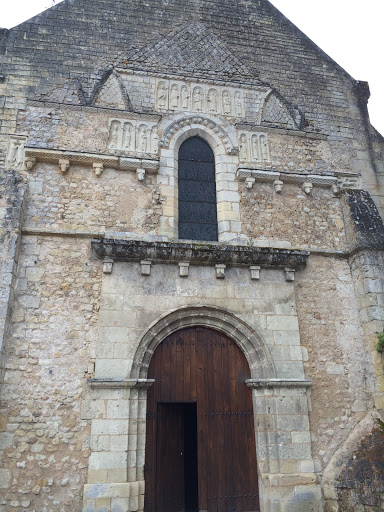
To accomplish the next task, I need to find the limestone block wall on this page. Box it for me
[23,163,161,235]
[240,183,347,251]
[0,236,101,510]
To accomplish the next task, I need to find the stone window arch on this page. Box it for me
[157,116,241,242]
[178,136,218,241]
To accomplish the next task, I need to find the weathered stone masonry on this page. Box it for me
[0,1,383,511]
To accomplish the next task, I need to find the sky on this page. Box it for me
[1,0,383,134]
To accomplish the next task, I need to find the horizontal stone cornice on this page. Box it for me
[91,239,309,269]
[246,378,312,389]
[88,378,155,389]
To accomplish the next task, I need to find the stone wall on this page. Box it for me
[0,236,101,510]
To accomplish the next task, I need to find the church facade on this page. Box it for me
[0,1,383,511]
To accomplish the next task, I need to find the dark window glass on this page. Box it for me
[178,137,218,241]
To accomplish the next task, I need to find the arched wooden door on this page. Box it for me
[144,327,260,512]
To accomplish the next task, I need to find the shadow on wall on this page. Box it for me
[336,423,384,510]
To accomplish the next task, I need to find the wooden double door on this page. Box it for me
[144,327,260,512]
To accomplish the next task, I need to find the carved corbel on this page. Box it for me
[59,159,70,174]
[140,260,152,276]
[24,157,36,171]
[245,177,256,189]
[332,184,341,197]
[136,168,146,181]
[273,179,284,193]
[302,182,313,195]
[285,268,295,282]
[250,265,260,280]
[103,258,114,274]
[93,163,104,177]
[179,262,190,277]
[215,264,226,279]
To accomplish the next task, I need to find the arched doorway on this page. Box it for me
[144,326,260,512]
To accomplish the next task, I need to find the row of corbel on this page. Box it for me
[102,258,296,282]
[237,169,345,196]
[23,148,159,180]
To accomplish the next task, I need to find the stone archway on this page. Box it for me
[156,116,242,241]
[84,305,321,512]
[130,305,276,381]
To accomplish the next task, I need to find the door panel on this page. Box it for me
[156,404,185,512]
[144,327,260,512]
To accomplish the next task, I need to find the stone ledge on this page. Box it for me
[91,239,309,269]
[246,378,312,389]
[88,378,154,389]
[24,147,160,173]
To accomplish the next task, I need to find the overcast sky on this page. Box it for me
[1,0,383,134]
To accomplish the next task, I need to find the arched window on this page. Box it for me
[178,136,218,241]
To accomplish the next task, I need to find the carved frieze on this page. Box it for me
[155,79,245,118]
[107,118,159,156]
[238,131,271,165]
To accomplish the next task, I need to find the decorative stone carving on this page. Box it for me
[107,118,159,156]
[6,135,27,171]
[179,262,190,277]
[140,260,152,276]
[222,90,232,115]
[193,86,203,111]
[238,132,271,164]
[332,184,341,197]
[245,177,256,189]
[181,85,189,110]
[151,127,159,154]
[273,179,284,193]
[108,120,120,149]
[24,157,36,171]
[207,88,218,113]
[170,83,179,109]
[302,182,313,195]
[59,159,70,174]
[159,116,238,155]
[122,122,133,150]
[136,168,146,181]
[336,173,362,190]
[93,163,104,177]
[155,79,244,117]
[138,124,148,152]
[157,81,167,109]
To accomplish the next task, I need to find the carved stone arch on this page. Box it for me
[90,69,132,110]
[159,115,238,156]
[130,305,276,380]
[261,88,304,130]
